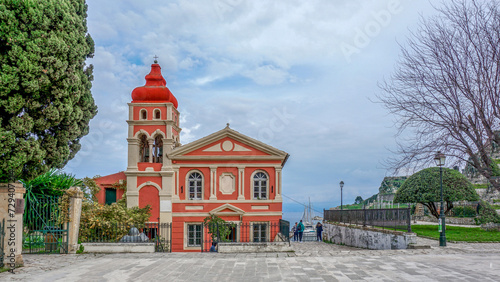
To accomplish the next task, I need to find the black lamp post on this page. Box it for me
[340,181,344,210]
[434,151,446,247]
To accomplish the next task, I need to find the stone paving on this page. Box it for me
[2,239,500,281]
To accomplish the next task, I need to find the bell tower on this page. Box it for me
[125,59,181,223]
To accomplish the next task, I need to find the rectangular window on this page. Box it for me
[253,223,267,242]
[187,224,202,246]
[105,188,116,205]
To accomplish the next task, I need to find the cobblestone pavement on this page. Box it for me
[2,240,500,281]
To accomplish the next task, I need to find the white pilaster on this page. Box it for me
[275,168,282,200]
[238,167,245,200]
[210,167,217,200]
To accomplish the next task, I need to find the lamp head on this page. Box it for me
[339,181,344,189]
[434,151,446,166]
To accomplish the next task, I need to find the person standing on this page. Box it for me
[316,222,323,242]
[292,222,298,242]
[297,220,304,242]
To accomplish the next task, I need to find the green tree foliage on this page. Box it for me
[394,167,479,219]
[20,168,81,227]
[203,214,235,242]
[354,196,363,205]
[78,200,151,242]
[0,0,97,182]
[475,200,500,224]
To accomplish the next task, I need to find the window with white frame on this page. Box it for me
[187,224,202,246]
[188,172,203,200]
[252,223,267,242]
[153,109,161,119]
[140,109,147,120]
[253,172,267,199]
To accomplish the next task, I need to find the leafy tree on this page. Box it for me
[394,167,479,219]
[378,0,500,190]
[203,214,235,242]
[21,168,82,228]
[354,196,363,205]
[0,0,97,182]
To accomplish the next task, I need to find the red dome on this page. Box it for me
[131,63,178,108]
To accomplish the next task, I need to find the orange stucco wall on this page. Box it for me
[178,167,211,200]
[133,125,167,137]
[133,105,168,120]
[139,185,160,222]
[171,215,283,252]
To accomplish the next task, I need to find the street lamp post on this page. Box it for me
[340,181,344,210]
[434,151,446,247]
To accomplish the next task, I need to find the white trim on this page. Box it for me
[219,172,235,195]
[209,203,245,215]
[170,127,288,158]
[250,221,270,242]
[139,108,148,120]
[153,108,161,120]
[172,212,282,217]
[151,129,166,138]
[137,181,161,192]
[171,199,282,204]
[251,205,269,210]
[185,169,204,200]
[184,222,203,249]
[250,170,269,200]
[134,129,150,138]
[185,206,204,210]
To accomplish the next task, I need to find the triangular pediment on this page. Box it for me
[210,204,245,215]
[169,127,288,161]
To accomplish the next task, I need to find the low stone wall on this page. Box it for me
[323,223,416,250]
[219,242,292,253]
[81,243,155,253]
[418,216,477,225]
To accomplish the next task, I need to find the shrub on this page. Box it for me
[451,206,477,217]
[475,200,500,224]
[78,199,151,242]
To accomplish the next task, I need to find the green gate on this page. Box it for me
[23,195,68,254]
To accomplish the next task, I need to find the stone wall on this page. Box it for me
[418,216,477,225]
[81,243,155,253]
[323,223,416,250]
[218,242,292,253]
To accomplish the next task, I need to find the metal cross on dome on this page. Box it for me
[153,55,159,63]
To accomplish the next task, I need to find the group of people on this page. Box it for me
[292,220,323,242]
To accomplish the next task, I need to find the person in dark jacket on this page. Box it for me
[316,222,323,242]
[297,220,304,242]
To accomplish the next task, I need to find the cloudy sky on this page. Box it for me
[66,0,439,223]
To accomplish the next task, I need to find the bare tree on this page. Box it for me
[378,0,500,190]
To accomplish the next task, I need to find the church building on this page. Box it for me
[95,61,289,252]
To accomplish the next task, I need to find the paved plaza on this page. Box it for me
[2,239,500,281]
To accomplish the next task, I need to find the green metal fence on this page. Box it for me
[23,195,68,254]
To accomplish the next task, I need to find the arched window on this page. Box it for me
[188,172,203,200]
[253,172,267,199]
[154,109,161,119]
[153,135,163,163]
[139,134,149,162]
[140,109,147,120]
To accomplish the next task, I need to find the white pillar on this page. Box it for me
[238,167,245,200]
[210,167,217,200]
[275,168,282,200]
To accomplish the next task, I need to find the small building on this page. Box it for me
[95,61,289,251]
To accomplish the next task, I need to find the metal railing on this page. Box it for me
[324,207,412,232]
[201,221,290,252]
[79,222,172,252]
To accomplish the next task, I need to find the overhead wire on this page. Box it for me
[282,194,324,214]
